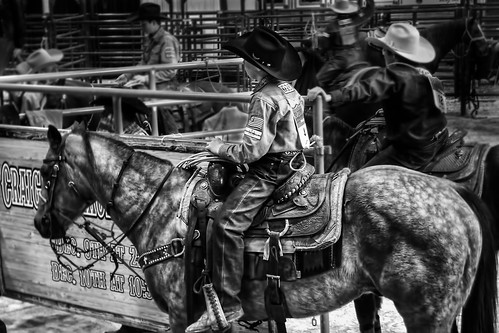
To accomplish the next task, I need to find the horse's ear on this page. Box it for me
[70,121,87,133]
[47,125,62,150]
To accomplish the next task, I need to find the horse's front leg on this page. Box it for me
[354,293,382,333]
[146,262,189,333]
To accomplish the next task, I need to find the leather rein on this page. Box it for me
[41,138,176,281]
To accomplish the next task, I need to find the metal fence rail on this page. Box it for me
[0,59,246,135]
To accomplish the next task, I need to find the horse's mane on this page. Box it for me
[323,115,355,148]
[327,115,354,134]
[69,124,172,168]
[419,18,466,44]
[419,18,470,73]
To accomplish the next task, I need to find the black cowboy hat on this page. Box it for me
[127,3,167,22]
[222,26,302,81]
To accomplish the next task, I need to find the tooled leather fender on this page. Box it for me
[245,168,351,253]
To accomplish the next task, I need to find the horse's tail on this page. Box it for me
[455,185,497,333]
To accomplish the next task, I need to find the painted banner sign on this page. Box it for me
[0,136,185,330]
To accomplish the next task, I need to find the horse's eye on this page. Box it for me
[41,165,49,177]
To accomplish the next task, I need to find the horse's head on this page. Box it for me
[464,17,489,60]
[34,123,96,239]
[474,40,499,81]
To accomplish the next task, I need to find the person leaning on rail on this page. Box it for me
[115,2,182,91]
[315,0,373,94]
[307,22,449,170]
[13,48,64,114]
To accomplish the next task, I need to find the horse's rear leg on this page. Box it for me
[482,145,499,250]
[354,294,382,333]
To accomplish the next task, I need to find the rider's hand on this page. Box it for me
[206,138,224,155]
[133,75,148,85]
[12,48,23,61]
[115,74,128,85]
[307,87,332,103]
[309,134,323,147]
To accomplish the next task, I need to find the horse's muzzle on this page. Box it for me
[34,213,65,239]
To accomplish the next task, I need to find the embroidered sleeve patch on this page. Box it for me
[245,116,264,140]
[164,46,175,60]
[244,127,262,140]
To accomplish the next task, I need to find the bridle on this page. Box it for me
[452,18,487,59]
[450,18,489,117]
[40,137,176,281]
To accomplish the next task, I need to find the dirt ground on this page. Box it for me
[1,89,499,333]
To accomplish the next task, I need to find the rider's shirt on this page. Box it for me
[218,76,309,164]
[329,62,447,148]
[127,27,181,84]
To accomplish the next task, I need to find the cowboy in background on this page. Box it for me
[316,0,373,92]
[115,2,181,91]
[14,48,64,112]
[3,48,64,127]
[306,0,378,128]
[308,22,449,170]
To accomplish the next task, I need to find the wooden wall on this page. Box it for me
[0,134,194,330]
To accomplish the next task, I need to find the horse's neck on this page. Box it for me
[84,134,184,246]
[423,19,466,64]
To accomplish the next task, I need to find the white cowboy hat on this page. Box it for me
[330,0,359,14]
[16,48,64,74]
[366,22,435,63]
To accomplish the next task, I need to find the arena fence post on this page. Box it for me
[148,69,160,136]
[312,96,330,333]
[112,96,124,134]
[312,96,325,174]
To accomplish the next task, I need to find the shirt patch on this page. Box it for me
[278,83,294,94]
[244,127,262,140]
[247,116,264,131]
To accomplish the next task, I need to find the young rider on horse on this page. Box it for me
[186,26,310,332]
[308,22,449,170]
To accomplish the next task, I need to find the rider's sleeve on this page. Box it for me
[155,34,182,82]
[316,57,348,88]
[217,95,277,164]
[329,67,397,106]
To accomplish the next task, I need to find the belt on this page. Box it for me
[278,150,301,156]
[266,151,302,159]
[432,128,448,142]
